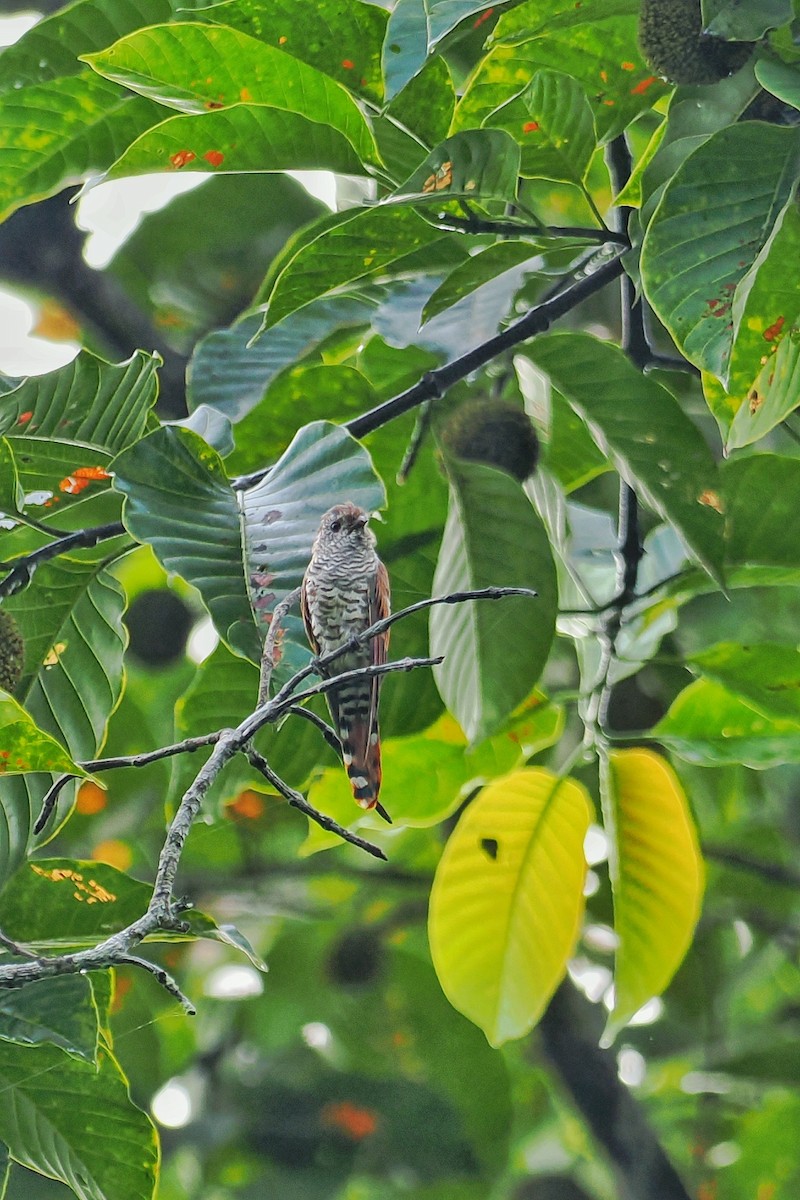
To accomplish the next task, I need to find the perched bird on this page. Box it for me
[301,503,391,818]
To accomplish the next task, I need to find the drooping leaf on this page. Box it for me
[84,22,379,165]
[701,0,791,40]
[723,454,800,570]
[727,329,800,451]
[422,240,543,324]
[391,129,520,203]
[105,103,372,183]
[258,205,465,332]
[755,58,800,111]
[0,976,98,1063]
[382,0,501,99]
[113,425,258,659]
[0,71,161,221]
[526,333,725,582]
[0,1040,159,1200]
[485,68,597,183]
[429,767,591,1045]
[601,749,704,1039]
[430,460,555,742]
[0,692,90,780]
[641,123,800,377]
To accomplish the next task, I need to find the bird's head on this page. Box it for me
[315,503,376,550]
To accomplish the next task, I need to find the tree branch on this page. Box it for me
[0,522,126,598]
[436,212,629,245]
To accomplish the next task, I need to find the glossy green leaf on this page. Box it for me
[454,15,666,144]
[259,205,465,331]
[386,52,455,150]
[105,102,371,182]
[0,71,161,221]
[84,22,378,165]
[485,68,596,183]
[429,767,591,1045]
[727,329,800,451]
[392,129,520,202]
[526,333,725,582]
[492,0,639,41]
[113,425,258,659]
[0,976,98,1063]
[241,420,385,642]
[382,0,499,99]
[0,352,159,454]
[689,641,800,724]
[430,460,555,742]
[602,749,704,1039]
[0,440,22,514]
[193,0,389,103]
[0,1040,159,1200]
[0,692,89,780]
[422,240,543,324]
[654,678,800,768]
[641,123,800,377]
[0,0,202,94]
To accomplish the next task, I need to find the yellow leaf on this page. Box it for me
[428,768,591,1046]
[603,749,704,1041]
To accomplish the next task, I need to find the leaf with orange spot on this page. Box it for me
[0,692,89,780]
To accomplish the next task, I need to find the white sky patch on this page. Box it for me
[186,615,220,664]
[617,1046,646,1087]
[584,824,609,865]
[151,1079,193,1129]
[568,958,612,1003]
[628,996,664,1027]
[0,287,80,376]
[287,170,337,210]
[204,964,264,1000]
[302,1022,333,1050]
[0,12,41,48]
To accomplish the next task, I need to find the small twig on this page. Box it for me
[287,705,343,758]
[0,521,126,598]
[703,844,800,889]
[258,586,301,704]
[245,746,387,861]
[0,928,38,960]
[397,399,434,484]
[645,353,700,378]
[117,954,196,1014]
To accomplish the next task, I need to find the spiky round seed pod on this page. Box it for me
[441,398,540,482]
[0,609,24,694]
[639,0,752,86]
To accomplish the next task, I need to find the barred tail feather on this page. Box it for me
[341,718,382,810]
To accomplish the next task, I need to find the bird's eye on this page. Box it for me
[330,520,342,533]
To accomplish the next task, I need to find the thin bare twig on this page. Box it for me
[0,522,126,598]
[258,586,301,705]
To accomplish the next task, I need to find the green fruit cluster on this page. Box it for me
[0,608,24,693]
[639,0,752,85]
[441,398,540,482]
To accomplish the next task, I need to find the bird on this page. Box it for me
[301,503,391,820]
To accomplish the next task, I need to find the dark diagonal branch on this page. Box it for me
[0,521,126,598]
[436,212,629,245]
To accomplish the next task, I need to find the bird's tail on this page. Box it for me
[341,717,382,810]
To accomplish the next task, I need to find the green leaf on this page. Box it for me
[702,0,791,40]
[602,749,704,1039]
[454,15,667,144]
[492,0,639,41]
[422,240,543,324]
[430,460,555,742]
[485,68,597,183]
[195,0,388,104]
[105,102,372,182]
[386,53,455,150]
[241,420,386,643]
[188,296,376,420]
[84,22,378,166]
[258,205,464,332]
[0,0,201,94]
[688,641,800,724]
[0,352,159,454]
[0,1039,158,1200]
[727,329,800,451]
[391,129,520,202]
[526,333,725,582]
[654,678,800,768]
[755,58,800,111]
[382,0,499,99]
[0,440,22,514]
[0,71,161,222]
[429,767,591,1045]
[0,976,98,1063]
[0,692,90,779]
[113,425,258,659]
[723,454,800,570]
[641,123,800,377]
